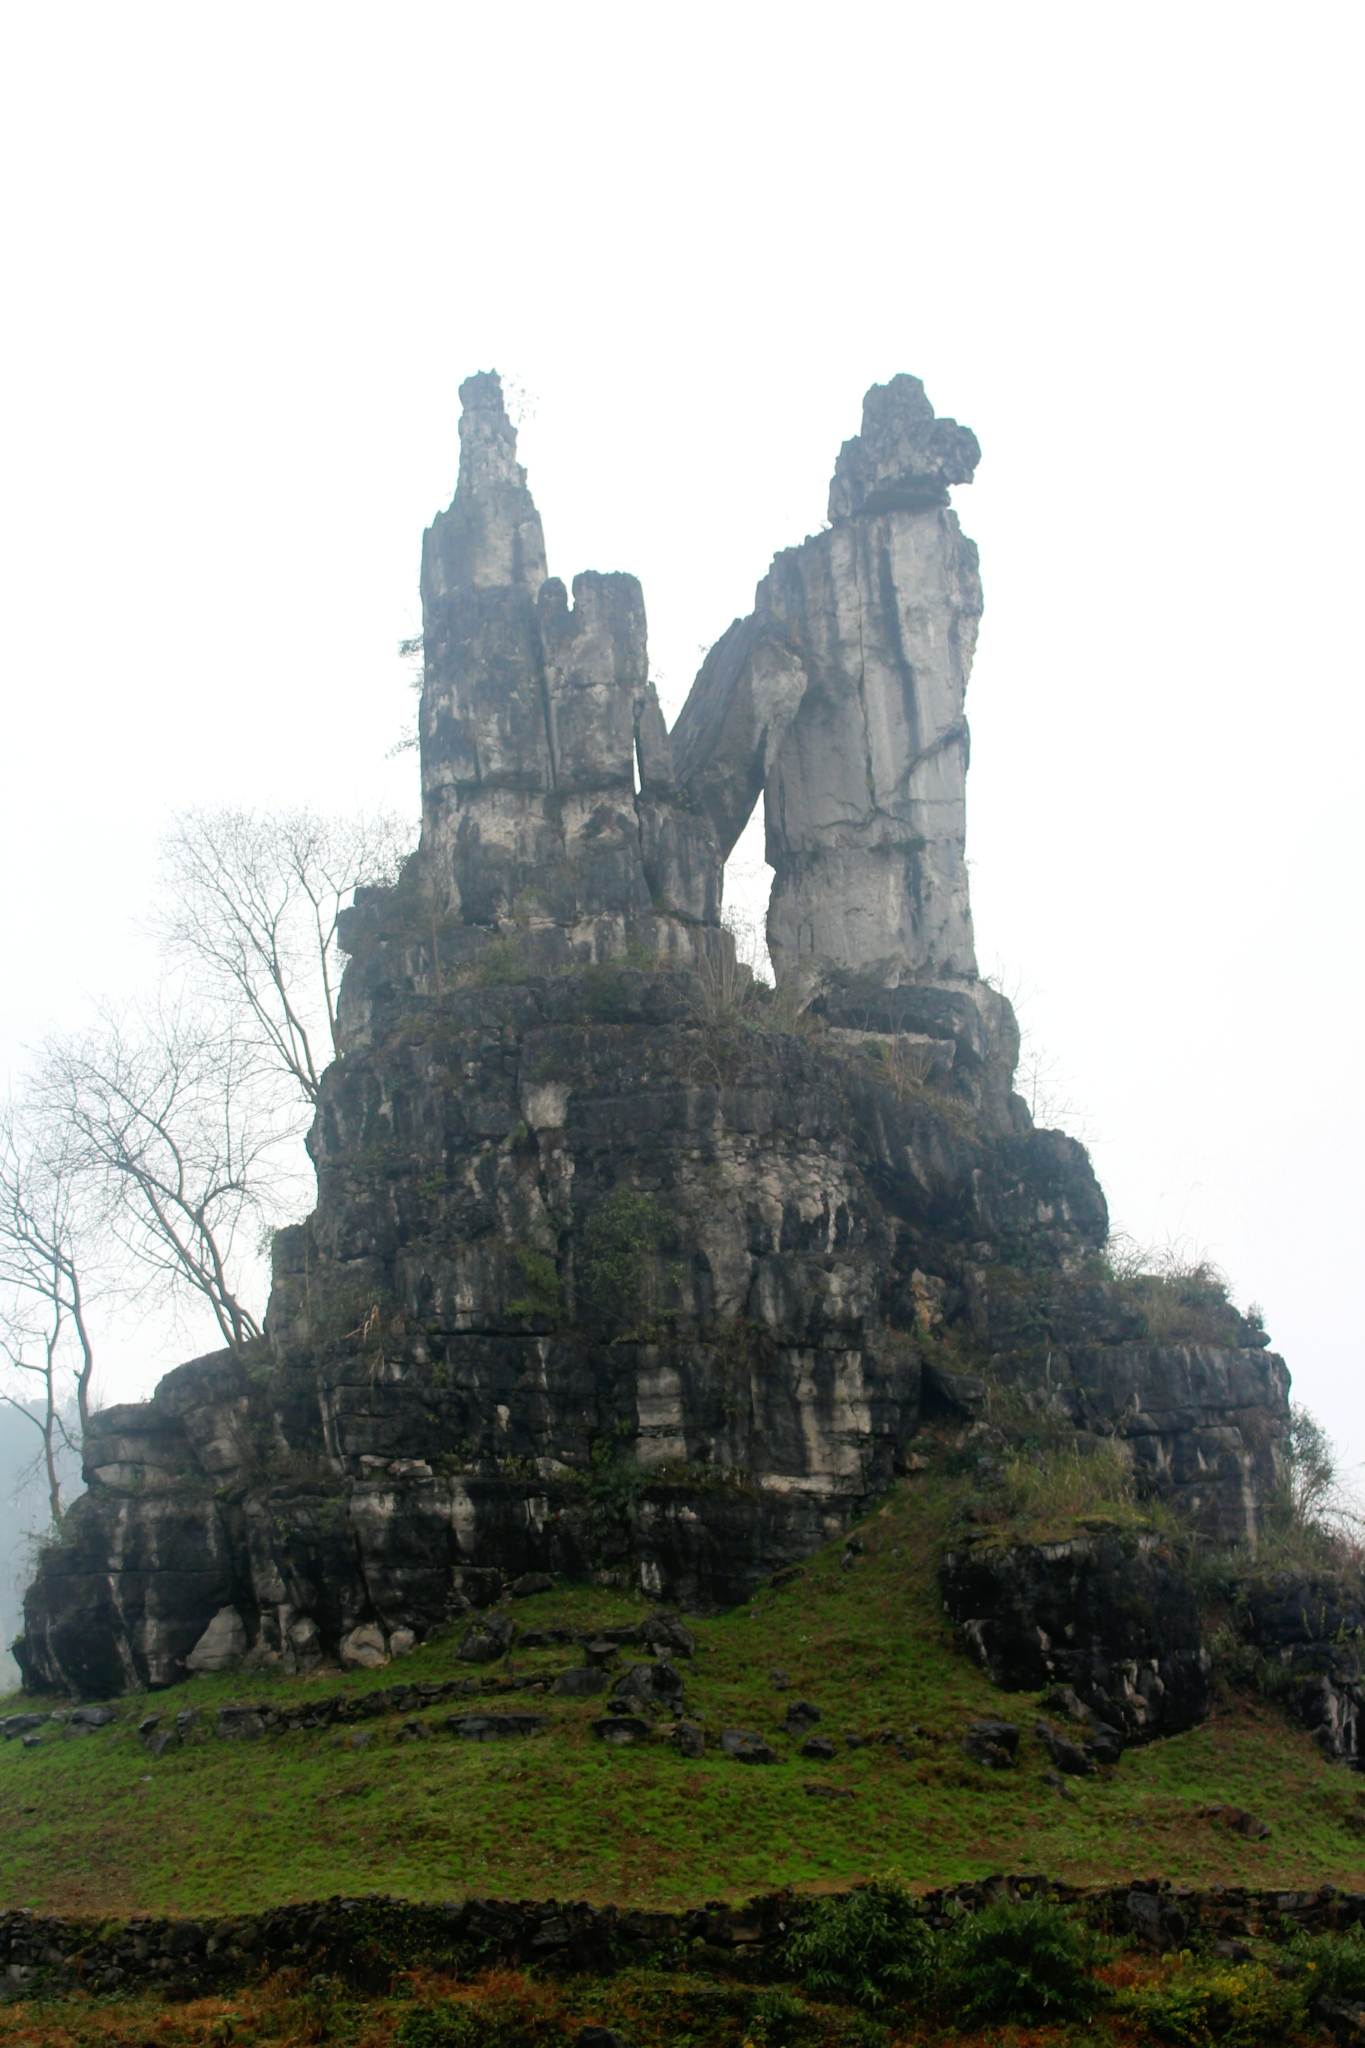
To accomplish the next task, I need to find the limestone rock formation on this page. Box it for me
[941,1530,1212,1741]
[417,370,716,948]
[16,373,1294,1702]
[671,373,983,999]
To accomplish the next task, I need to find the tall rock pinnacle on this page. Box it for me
[671,374,984,994]
[414,371,714,941]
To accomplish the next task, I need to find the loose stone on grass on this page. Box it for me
[591,1717,652,1747]
[555,1668,608,1697]
[448,1713,545,1742]
[962,1719,1019,1768]
[720,1728,779,1764]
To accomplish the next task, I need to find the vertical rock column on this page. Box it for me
[417,371,672,941]
[671,375,984,989]
[764,375,983,987]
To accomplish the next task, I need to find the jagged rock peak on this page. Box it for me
[828,372,981,522]
[455,369,524,494]
[424,369,548,601]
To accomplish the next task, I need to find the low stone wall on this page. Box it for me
[2,1876,1364,2000]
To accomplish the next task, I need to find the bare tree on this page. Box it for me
[0,1101,97,1430]
[0,1327,79,1527]
[36,999,292,1356]
[151,805,414,1108]
[0,1101,96,1518]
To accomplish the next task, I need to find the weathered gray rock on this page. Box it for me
[554,1667,608,1698]
[69,1705,114,1729]
[446,1713,544,1741]
[185,1606,247,1674]
[1035,1718,1098,1777]
[962,1719,1019,1768]
[640,1610,695,1660]
[591,1715,651,1746]
[611,1661,685,1715]
[2,1714,51,1739]
[339,1623,388,1671]
[216,1705,270,1741]
[986,1343,1290,1545]
[670,374,983,998]
[827,373,980,519]
[1230,1572,1365,1765]
[943,1531,1211,1740]
[13,372,1296,1707]
[720,1727,780,1764]
[416,372,707,958]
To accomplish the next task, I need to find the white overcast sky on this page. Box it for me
[2,3,1361,1466]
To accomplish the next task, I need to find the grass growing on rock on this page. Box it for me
[1,1469,1363,1918]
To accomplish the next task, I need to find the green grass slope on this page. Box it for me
[2,1473,1361,1918]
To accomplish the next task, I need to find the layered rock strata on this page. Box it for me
[941,1530,1213,1742]
[17,373,1294,1699]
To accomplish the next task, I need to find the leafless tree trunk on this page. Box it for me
[0,1329,77,1526]
[151,806,414,1107]
[36,999,292,1356]
[0,1099,98,1439]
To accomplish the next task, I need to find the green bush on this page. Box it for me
[396,1999,545,2048]
[1117,1962,1301,2046]
[507,1244,559,1318]
[581,1188,667,1333]
[470,936,525,987]
[780,1875,933,2008]
[1290,1923,1365,2004]
[938,1898,1106,2026]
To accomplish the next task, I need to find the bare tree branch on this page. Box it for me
[0,1098,99,1436]
[35,998,294,1356]
[150,806,414,1106]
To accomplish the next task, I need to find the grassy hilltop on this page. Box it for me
[1,1461,1359,1921]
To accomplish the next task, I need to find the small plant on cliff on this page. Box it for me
[1102,1233,1257,1346]
[470,936,525,988]
[1288,1922,1365,2004]
[580,1189,667,1335]
[685,942,758,1081]
[506,1245,559,1320]
[579,1424,647,1562]
[967,1440,1154,1543]
[397,1996,540,2048]
[1257,1402,1365,1574]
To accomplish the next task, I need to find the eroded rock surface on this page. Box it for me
[941,1529,1212,1741]
[671,373,983,994]
[16,372,1295,1701]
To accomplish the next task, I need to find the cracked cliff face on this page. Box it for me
[670,373,983,995]
[416,371,717,948]
[15,373,1293,1700]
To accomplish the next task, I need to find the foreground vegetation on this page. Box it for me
[3,1901,1365,2046]
[3,1461,1364,1919]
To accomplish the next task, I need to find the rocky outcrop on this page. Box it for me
[16,372,1294,1700]
[20,971,1113,1694]
[1235,1573,1365,1766]
[941,1529,1213,1741]
[986,1344,1290,1547]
